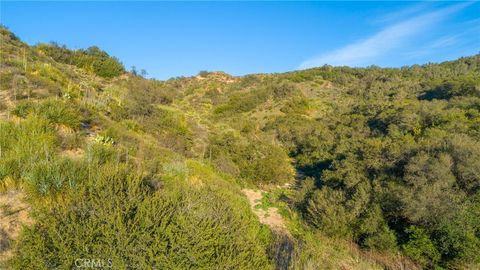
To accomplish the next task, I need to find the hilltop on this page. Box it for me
[1,26,479,269]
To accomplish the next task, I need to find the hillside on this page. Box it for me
[1,26,479,269]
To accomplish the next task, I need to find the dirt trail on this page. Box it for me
[0,90,12,120]
[0,190,32,264]
[242,189,287,232]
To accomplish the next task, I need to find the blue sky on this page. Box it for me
[1,1,479,79]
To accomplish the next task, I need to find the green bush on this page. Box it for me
[0,116,57,182]
[85,142,117,165]
[306,188,351,237]
[37,43,125,78]
[11,164,273,269]
[431,195,480,267]
[0,72,14,90]
[214,88,270,115]
[280,96,311,115]
[3,30,480,268]
[0,116,88,194]
[355,205,398,251]
[402,226,441,268]
[12,99,82,129]
[420,75,480,100]
[208,131,294,185]
[22,158,87,195]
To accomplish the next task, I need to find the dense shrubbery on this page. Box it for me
[37,43,125,78]
[12,163,272,269]
[1,27,480,269]
[214,89,270,115]
[0,116,58,192]
[274,57,480,268]
[12,98,83,129]
[207,130,294,185]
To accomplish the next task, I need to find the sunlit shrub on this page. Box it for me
[12,99,82,129]
[12,164,272,269]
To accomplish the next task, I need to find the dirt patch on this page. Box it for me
[0,90,12,120]
[242,189,287,232]
[61,148,85,159]
[0,190,32,264]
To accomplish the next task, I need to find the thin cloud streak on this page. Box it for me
[403,35,458,59]
[299,3,471,69]
[371,3,429,24]
[405,20,480,59]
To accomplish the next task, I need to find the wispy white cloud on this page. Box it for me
[405,18,480,59]
[403,35,457,59]
[299,3,471,69]
[371,3,430,24]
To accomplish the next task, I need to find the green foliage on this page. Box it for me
[142,107,194,154]
[402,226,441,268]
[12,164,273,269]
[306,187,351,237]
[0,116,57,182]
[22,158,87,195]
[255,192,274,210]
[421,74,480,100]
[355,205,397,251]
[93,134,115,145]
[0,116,84,195]
[0,72,14,91]
[2,30,480,268]
[280,96,312,115]
[207,130,294,185]
[12,99,83,129]
[198,70,210,77]
[37,43,125,78]
[400,152,462,225]
[85,143,117,165]
[264,114,334,172]
[0,25,20,41]
[449,134,480,194]
[268,80,299,99]
[431,194,480,267]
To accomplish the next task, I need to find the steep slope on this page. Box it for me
[1,26,479,269]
